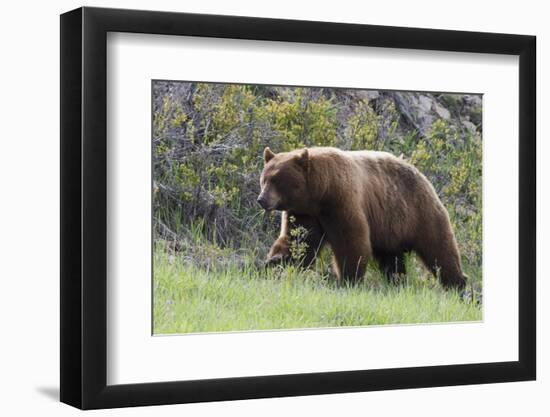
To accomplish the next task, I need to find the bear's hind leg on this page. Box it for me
[416,241,466,290]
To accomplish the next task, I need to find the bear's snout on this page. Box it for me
[257,183,282,211]
[257,195,269,210]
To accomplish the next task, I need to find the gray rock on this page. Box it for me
[434,102,451,120]
[461,120,478,133]
[463,94,482,107]
[355,90,379,102]
[418,95,433,112]
[364,91,380,101]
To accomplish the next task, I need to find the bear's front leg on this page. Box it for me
[320,211,372,284]
[266,235,291,266]
[266,211,326,268]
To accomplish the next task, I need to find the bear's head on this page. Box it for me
[258,147,311,213]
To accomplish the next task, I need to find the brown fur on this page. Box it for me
[259,146,466,289]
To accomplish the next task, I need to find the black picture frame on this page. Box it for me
[60,6,536,410]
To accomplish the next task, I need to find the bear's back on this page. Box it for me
[308,146,439,205]
[344,149,432,193]
[338,148,444,249]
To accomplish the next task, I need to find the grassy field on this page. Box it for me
[153,243,482,335]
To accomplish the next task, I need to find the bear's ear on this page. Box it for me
[296,148,310,173]
[264,147,275,163]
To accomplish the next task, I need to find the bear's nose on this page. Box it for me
[257,195,268,209]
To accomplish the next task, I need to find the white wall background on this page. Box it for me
[0,0,545,415]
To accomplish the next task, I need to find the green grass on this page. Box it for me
[153,245,482,335]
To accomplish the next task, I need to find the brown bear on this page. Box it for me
[258,146,467,289]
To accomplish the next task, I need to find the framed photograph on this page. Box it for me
[60,6,536,409]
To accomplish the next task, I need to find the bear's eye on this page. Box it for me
[271,173,297,191]
[271,173,285,185]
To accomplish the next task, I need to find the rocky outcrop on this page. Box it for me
[364,90,482,138]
